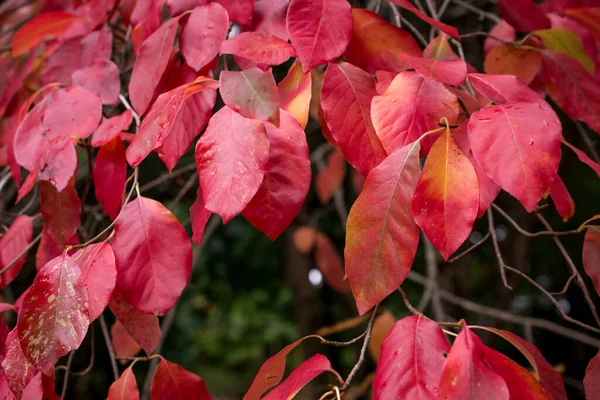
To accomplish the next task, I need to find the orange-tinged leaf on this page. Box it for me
[221,32,294,65]
[242,111,311,240]
[484,20,516,54]
[107,364,139,400]
[111,321,141,361]
[549,176,575,222]
[562,140,600,178]
[371,71,458,155]
[278,62,312,129]
[412,129,479,260]
[292,226,317,254]
[94,137,127,220]
[113,196,192,315]
[129,17,179,115]
[73,243,117,322]
[315,150,346,204]
[0,215,33,289]
[109,290,161,355]
[17,253,89,375]
[472,326,567,400]
[343,8,422,74]
[583,226,600,298]
[438,325,509,400]
[219,68,281,126]
[483,346,548,400]
[373,315,450,399]
[390,0,460,39]
[150,358,212,400]
[286,0,352,72]
[243,335,319,400]
[484,44,542,85]
[400,53,467,86]
[345,142,421,315]
[424,33,460,61]
[584,350,600,400]
[533,27,595,74]
[321,62,386,176]
[180,3,229,71]
[367,310,396,362]
[262,354,343,400]
[40,180,82,247]
[468,102,561,212]
[12,12,82,57]
[195,107,270,223]
[313,233,351,294]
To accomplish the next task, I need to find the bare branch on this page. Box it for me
[492,204,579,238]
[448,232,490,263]
[452,0,501,22]
[488,209,513,290]
[99,314,120,381]
[340,304,378,391]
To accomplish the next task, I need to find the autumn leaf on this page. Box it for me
[71,59,121,105]
[315,150,346,204]
[1,330,38,398]
[533,27,595,74]
[390,0,460,38]
[484,44,542,85]
[151,358,212,399]
[562,139,600,178]
[497,0,550,32]
[0,215,33,289]
[91,110,133,147]
[549,176,575,222]
[107,365,139,400]
[278,62,312,129]
[400,53,467,86]
[221,32,294,65]
[213,0,253,25]
[111,321,141,361]
[584,350,600,400]
[12,12,83,57]
[40,180,82,247]
[94,137,127,220]
[313,233,351,294]
[583,226,600,298]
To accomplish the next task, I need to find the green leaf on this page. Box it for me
[532,27,595,74]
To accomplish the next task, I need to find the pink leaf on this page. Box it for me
[17,253,89,375]
[286,0,353,72]
[213,0,254,25]
[399,53,467,86]
[107,365,140,400]
[179,3,229,71]
[73,242,117,321]
[195,107,270,223]
[390,0,460,38]
[151,358,212,399]
[321,62,386,176]
[112,196,192,314]
[71,59,121,105]
[221,32,294,65]
[1,330,38,398]
[94,137,127,220]
[373,315,450,399]
[0,215,33,289]
[468,73,548,105]
[129,17,179,115]
[550,176,575,222]
[40,180,81,247]
[242,111,311,240]
[91,110,133,147]
[190,186,212,246]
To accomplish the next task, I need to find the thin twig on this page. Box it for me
[169,172,198,210]
[100,314,119,381]
[488,209,513,290]
[448,232,491,263]
[321,331,368,347]
[452,0,501,22]
[139,163,197,192]
[72,328,95,376]
[460,31,511,44]
[492,204,579,238]
[550,274,577,296]
[418,235,445,319]
[389,3,402,27]
[340,304,378,391]
[401,16,429,47]
[399,287,422,315]
[536,213,600,328]
[119,94,140,130]
[60,352,75,400]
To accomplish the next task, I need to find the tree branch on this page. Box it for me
[340,304,378,391]
[492,204,579,238]
[488,209,513,290]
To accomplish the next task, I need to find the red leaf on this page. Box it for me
[371,71,458,155]
[373,315,450,399]
[412,129,479,260]
[438,325,509,399]
[40,180,81,247]
[321,62,386,176]
[129,17,179,115]
[453,123,500,218]
[278,62,312,129]
[467,102,561,212]
[399,53,467,86]
[263,354,342,399]
[483,346,547,400]
[315,150,346,204]
[583,226,600,298]
[286,0,352,72]
[107,365,140,400]
[71,59,121,105]
[213,0,254,25]
[585,350,600,400]
[343,8,422,74]
[12,12,82,57]
[221,32,294,65]
[73,242,117,321]
[562,139,600,178]
[0,373,15,400]
[190,186,212,246]
[472,327,567,400]
[498,0,551,32]
[151,358,212,400]
[1,330,38,399]
[242,111,310,240]
[244,335,317,400]
[550,176,575,222]
[108,290,161,355]
[17,253,89,375]
[180,3,229,71]
[313,233,350,293]
[111,321,141,360]
[94,137,127,220]
[345,142,421,315]
[251,0,290,40]
[195,107,270,223]
[390,0,460,39]
[0,215,33,289]
[113,196,192,314]
[219,68,281,126]
[540,50,600,134]
[91,110,133,148]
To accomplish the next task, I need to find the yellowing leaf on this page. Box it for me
[533,27,595,74]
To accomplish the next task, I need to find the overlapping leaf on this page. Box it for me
[1,330,38,398]
[92,110,133,147]
[400,53,467,86]
[151,358,212,399]
[0,215,32,289]
[390,0,460,38]
[497,0,550,32]
[12,12,83,57]
[484,44,542,85]
[345,142,421,315]
[94,137,127,220]
[221,32,294,65]
[107,365,139,400]
[40,181,82,247]
[278,62,312,129]
[315,150,346,204]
